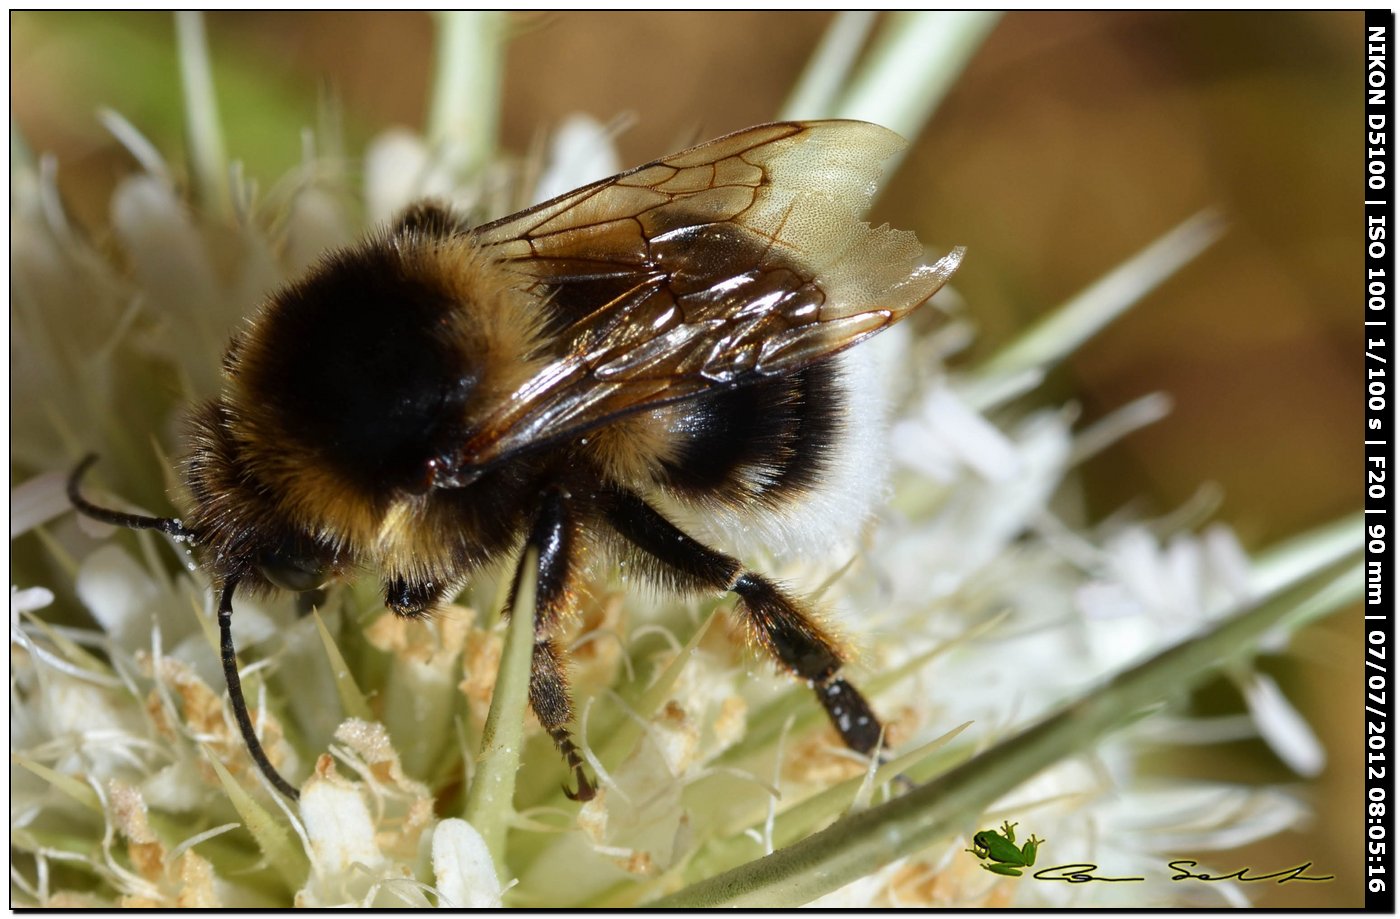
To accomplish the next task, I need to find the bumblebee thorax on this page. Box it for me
[220,231,545,540]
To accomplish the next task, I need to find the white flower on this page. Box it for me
[1077,524,1325,777]
[530,113,623,204]
[432,819,502,908]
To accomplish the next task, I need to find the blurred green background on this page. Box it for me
[11,11,1363,907]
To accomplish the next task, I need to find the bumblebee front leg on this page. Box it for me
[507,487,596,801]
[603,488,884,757]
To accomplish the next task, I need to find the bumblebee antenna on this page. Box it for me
[67,454,196,541]
[218,580,301,800]
[68,456,295,797]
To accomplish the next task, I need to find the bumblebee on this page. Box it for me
[69,120,964,801]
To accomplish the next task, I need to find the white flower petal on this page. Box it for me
[99,109,171,180]
[1202,523,1254,611]
[1075,581,1139,622]
[139,759,209,814]
[11,584,55,616]
[1237,670,1326,777]
[1080,595,1160,669]
[299,776,386,880]
[364,129,462,225]
[532,114,621,205]
[1163,534,1205,617]
[364,129,431,224]
[1220,788,1299,842]
[11,471,71,539]
[894,383,1020,483]
[888,416,959,482]
[42,674,150,778]
[281,186,353,276]
[1105,528,1169,616]
[1070,391,1172,462]
[431,819,501,908]
[1120,785,1309,852]
[110,174,219,319]
[75,545,162,650]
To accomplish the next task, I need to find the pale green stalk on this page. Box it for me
[780,12,878,121]
[99,108,171,181]
[1069,392,1174,465]
[965,209,1225,409]
[650,548,1360,907]
[175,11,230,218]
[833,12,1000,144]
[426,11,504,177]
[1250,511,1364,599]
[464,552,537,875]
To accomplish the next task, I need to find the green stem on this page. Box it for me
[463,550,537,877]
[426,11,504,178]
[1250,511,1363,599]
[780,12,878,121]
[174,11,229,218]
[967,210,1225,405]
[834,12,999,146]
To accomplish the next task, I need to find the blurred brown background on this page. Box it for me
[11,11,1363,907]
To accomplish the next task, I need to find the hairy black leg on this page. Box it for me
[507,488,595,802]
[602,489,884,757]
[218,580,300,800]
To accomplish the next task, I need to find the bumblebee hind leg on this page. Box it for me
[602,488,884,757]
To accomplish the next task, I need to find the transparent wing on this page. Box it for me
[457,120,963,472]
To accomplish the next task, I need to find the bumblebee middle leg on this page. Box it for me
[602,488,884,756]
[506,487,595,801]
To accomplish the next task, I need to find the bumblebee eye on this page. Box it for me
[257,553,330,593]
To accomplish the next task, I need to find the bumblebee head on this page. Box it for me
[176,400,345,593]
[65,444,340,597]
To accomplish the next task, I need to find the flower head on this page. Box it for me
[11,11,1359,909]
